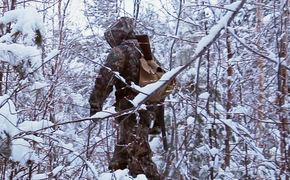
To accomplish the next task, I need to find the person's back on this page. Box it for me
[89,17,140,115]
[89,17,161,179]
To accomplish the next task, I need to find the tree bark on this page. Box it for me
[225,32,232,167]
[277,0,289,178]
[169,0,183,70]
[256,0,264,143]
[225,1,234,165]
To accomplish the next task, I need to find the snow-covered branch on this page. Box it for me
[228,27,290,71]
[23,0,247,134]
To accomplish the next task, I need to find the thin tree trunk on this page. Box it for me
[0,70,3,96]
[277,0,289,178]
[256,0,264,144]
[133,0,141,20]
[169,0,183,70]
[11,0,16,10]
[254,6,265,178]
[224,0,235,168]
[207,49,214,180]
[204,19,215,179]
[58,0,63,49]
[225,30,233,168]
[3,0,7,14]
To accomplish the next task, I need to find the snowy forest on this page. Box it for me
[0,0,289,179]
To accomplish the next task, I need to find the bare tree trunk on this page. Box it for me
[224,0,235,168]
[169,0,183,70]
[225,30,233,168]
[58,0,63,49]
[133,0,141,20]
[254,5,265,178]
[277,0,289,178]
[256,0,264,144]
[162,103,177,179]
[11,0,16,10]
[203,19,216,179]
[0,69,3,96]
[2,0,7,14]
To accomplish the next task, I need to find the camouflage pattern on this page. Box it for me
[89,17,161,179]
[104,17,136,48]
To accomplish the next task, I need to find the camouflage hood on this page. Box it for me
[104,17,137,47]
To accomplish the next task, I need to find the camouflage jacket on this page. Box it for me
[89,39,141,115]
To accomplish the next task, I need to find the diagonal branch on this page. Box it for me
[228,27,290,71]
[130,0,247,106]
[14,0,247,136]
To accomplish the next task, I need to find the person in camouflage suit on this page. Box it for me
[89,17,161,179]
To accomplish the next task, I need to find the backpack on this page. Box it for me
[136,35,176,102]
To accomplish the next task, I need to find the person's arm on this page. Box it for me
[89,47,126,116]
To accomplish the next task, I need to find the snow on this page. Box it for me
[187,116,195,124]
[0,8,44,46]
[259,162,277,169]
[11,138,37,165]
[0,95,40,166]
[221,119,244,136]
[1,1,285,179]
[132,66,183,106]
[210,147,219,156]
[70,93,85,105]
[18,120,54,132]
[43,49,60,65]
[7,118,55,166]
[113,71,127,85]
[23,135,44,144]
[71,61,85,71]
[52,166,65,176]
[227,27,283,68]
[199,92,210,99]
[85,161,99,178]
[0,7,47,83]
[283,103,290,109]
[31,82,49,90]
[91,107,117,118]
[214,155,219,170]
[0,95,18,136]
[31,174,48,180]
[99,169,147,180]
[0,43,41,72]
[263,12,280,24]
[149,137,161,152]
[195,1,242,54]
[230,105,249,115]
